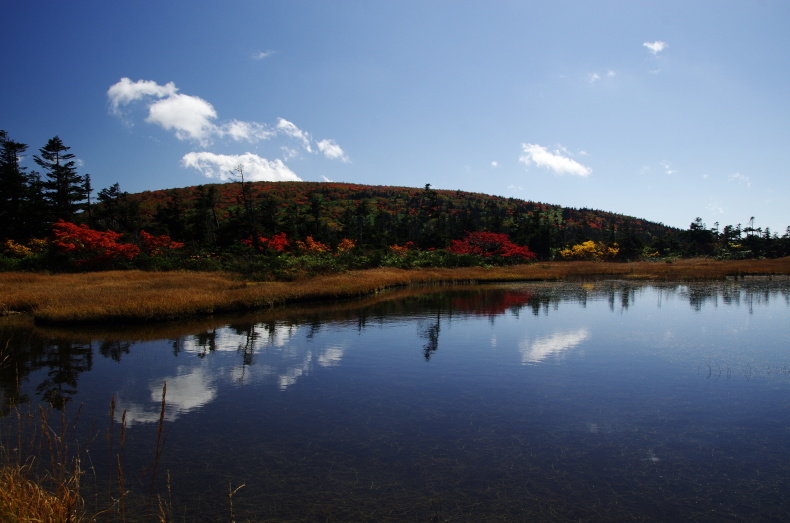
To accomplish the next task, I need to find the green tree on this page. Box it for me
[95,182,140,232]
[0,131,32,239]
[34,136,88,223]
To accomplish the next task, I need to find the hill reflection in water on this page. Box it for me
[1,278,789,520]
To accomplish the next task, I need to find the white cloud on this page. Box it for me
[276,118,312,152]
[109,78,349,173]
[182,152,301,182]
[519,328,590,364]
[321,175,333,182]
[588,70,615,84]
[316,139,349,162]
[491,161,500,168]
[281,146,300,161]
[519,143,592,177]
[108,79,284,146]
[145,93,218,144]
[660,160,676,175]
[107,77,178,115]
[706,200,725,214]
[643,41,667,55]
[253,50,275,60]
[218,120,275,142]
[728,172,751,188]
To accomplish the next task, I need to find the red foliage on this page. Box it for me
[241,232,290,253]
[447,231,537,260]
[451,290,535,317]
[139,230,185,255]
[52,220,140,265]
[389,241,416,252]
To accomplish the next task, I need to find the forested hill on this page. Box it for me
[108,181,677,258]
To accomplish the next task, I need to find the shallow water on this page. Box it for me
[2,279,790,520]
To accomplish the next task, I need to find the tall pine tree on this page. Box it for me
[34,136,88,223]
[0,130,32,240]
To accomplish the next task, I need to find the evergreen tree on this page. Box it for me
[34,136,88,223]
[0,131,32,240]
[96,182,140,232]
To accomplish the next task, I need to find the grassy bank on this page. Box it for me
[2,258,789,325]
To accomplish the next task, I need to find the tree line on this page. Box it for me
[2,131,789,273]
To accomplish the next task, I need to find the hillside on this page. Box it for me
[104,181,677,259]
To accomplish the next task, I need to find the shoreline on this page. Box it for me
[2,258,789,325]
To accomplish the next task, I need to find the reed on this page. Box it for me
[1,258,789,324]
[0,404,86,522]
[0,462,83,522]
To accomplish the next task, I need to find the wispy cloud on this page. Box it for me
[182,152,301,182]
[252,50,275,60]
[588,69,615,84]
[660,160,676,175]
[276,118,312,152]
[706,200,725,214]
[519,328,590,364]
[728,172,751,188]
[643,41,667,56]
[519,143,591,177]
[219,120,275,142]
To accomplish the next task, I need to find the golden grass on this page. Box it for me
[1,258,789,325]
[0,462,84,523]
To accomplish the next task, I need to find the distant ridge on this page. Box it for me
[119,180,677,257]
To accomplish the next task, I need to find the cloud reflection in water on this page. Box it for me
[519,328,590,364]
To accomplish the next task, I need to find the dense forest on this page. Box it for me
[2,131,789,275]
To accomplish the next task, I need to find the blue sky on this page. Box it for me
[3,1,788,234]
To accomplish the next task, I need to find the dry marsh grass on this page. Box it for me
[0,462,84,522]
[1,258,789,324]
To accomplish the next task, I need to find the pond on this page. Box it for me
[2,279,790,521]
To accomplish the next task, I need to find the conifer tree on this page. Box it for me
[0,130,32,240]
[34,136,88,223]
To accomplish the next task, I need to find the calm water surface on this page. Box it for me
[2,279,789,521]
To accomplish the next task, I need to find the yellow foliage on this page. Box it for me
[559,241,620,261]
[3,238,48,258]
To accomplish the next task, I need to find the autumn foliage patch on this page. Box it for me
[447,231,537,261]
[139,230,185,255]
[241,232,290,253]
[52,220,140,266]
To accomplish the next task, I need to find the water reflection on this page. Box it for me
[1,278,789,520]
[520,328,591,364]
[2,278,789,415]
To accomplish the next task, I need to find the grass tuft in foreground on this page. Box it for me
[0,461,83,522]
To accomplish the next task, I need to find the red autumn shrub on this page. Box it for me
[140,230,185,255]
[447,231,537,261]
[52,220,140,265]
[295,236,330,254]
[241,232,291,253]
